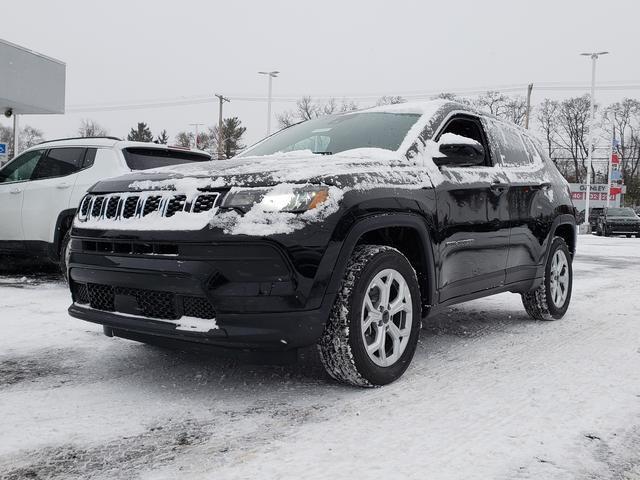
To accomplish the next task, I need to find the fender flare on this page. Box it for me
[324,213,437,315]
[49,208,76,261]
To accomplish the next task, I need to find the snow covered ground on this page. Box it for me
[0,235,639,480]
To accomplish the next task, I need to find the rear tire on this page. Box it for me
[59,230,71,284]
[317,245,421,387]
[521,237,572,321]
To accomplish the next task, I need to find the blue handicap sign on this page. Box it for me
[0,143,6,156]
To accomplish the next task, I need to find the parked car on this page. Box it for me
[0,137,211,277]
[595,207,640,237]
[588,207,604,231]
[67,101,577,387]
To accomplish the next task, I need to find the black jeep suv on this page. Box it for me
[68,100,577,387]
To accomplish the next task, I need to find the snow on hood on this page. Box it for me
[80,100,473,236]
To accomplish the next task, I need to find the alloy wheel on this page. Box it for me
[361,268,413,367]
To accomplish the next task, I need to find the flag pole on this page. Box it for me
[606,126,614,209]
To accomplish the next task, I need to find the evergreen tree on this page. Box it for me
[174,131,193,148]
[211,117,247,159]
[127,122,153,142]
[155,129,169,144]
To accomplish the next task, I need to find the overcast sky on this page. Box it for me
[3,0,640,146]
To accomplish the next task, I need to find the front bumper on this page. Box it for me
[604,222,640,234]
[67,233,336,350]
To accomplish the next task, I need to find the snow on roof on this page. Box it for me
[360,98,451,115]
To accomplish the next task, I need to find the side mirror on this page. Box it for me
[433,134,485,167]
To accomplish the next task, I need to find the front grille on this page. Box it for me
[77,192,221,223]
[183,296,216,319]
[87,283,115,311]
[73,282,216,322]
[143,196,162,216]
[105,196,120,219]
[116,286,178,319]
[192,194,218,213]
[122,196,139,218]
[74,282,90,304]
[91,197,105,218]
[165,195,187,217]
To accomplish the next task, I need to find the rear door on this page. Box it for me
[22,147,86,243]
[485,120,554,283]
[0,149,46,244]
[433,114,511,303]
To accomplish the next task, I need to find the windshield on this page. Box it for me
[238,112,421,157]
[606,207,636,217]
[122,148,210,170]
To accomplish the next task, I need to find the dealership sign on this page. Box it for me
[568,183,625,210]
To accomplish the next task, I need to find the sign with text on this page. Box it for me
[0,143,6,157]
[568,183,624,210]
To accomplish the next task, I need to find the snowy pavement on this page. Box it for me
[0,235,639,480]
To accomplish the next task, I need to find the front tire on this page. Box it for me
[521,237,572,321]
[318,245,421,387]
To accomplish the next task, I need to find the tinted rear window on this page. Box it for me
[122,148,211,170]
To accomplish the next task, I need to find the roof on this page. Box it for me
[25,138,211,156]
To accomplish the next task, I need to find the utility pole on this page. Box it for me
[189,123,204,150]
[524,83,534,129]
[215,94,230,160]
[580,51,609,231]
[258,71,279,135]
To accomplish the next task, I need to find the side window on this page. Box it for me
[0,149,46,183]
[82,148,97,169]
[437,116,491,166]
[31,148,86,180]
[491,122,532,167]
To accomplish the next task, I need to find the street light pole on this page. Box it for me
[258,70,279,135]
[580,51,609,231]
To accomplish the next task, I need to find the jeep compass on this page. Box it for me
[68,100,577,387]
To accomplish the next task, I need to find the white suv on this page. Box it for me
[0,137,211,276]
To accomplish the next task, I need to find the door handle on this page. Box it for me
[9,188,22,194]
[56,183,71,189]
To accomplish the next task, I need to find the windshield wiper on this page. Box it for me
[313,151,333,155]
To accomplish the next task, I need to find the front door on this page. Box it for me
[22,147,87,243]
[433,115,511,303]
[0,149,46,245]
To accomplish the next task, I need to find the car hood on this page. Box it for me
[605,216,640,222]
[89,148,436,193]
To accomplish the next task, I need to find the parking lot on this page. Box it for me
[0,234,638,479]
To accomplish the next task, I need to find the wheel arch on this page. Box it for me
[326,213,437,317]
[550,214,577,259]
[49,208,76,261]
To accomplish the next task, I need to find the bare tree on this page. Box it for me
[78,119,108,137]
[21,126,44,149]
[536,98,560,160]
[554,95,593,182]
[376,95,406,106]
[174,131,193,148]
[277,96,359,129]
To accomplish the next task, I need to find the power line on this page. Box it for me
[64,81,640,113]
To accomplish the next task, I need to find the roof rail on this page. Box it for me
[36,136,122,145]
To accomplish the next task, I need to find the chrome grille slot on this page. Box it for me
[105,196,121,219]
[122,196,139,218]
[78,192,221,223]
[143,196,162,216]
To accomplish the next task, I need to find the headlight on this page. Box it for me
[222,186,329,213]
